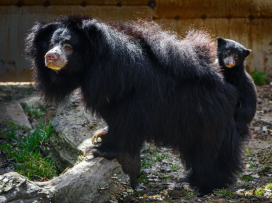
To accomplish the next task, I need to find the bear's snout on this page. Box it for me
[45,53,59,60]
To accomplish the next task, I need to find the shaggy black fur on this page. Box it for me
[217,37,257,138]
[26,15,243,194]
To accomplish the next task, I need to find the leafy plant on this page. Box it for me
[137,176,148,183]
[266,183,272,190]
[251,71,267,86]
[183,190,198,200]
[163,197,172,201]
[170,164,180,170]
[213,188,235,199]
[22,104,47,118]
[141,160,155,168]
[245,148,253,157]
[248,161,256,168]
[240,175,253,181]
[153,153,168,161]
[254,188,265,196]
[163,176,169,181]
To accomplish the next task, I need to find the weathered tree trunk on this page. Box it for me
[0,156,132,203]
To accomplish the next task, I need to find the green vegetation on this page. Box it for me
[240,175,254,181]
[213,188,235,199]
[254,188,265,196]
[245,148,253,157]
[183,190,199,200]
[141,159,155,168]
[137,176,148,183]
[22,104,47,118]
[163,176,169,181]
[170,164,180,170]
[248,161,256,168]
[154,153,168,161]
[261,164,269,171]
[0,120,58,181]
[266,183,272,190]
[251,71,267,86]
[163,197,172,201]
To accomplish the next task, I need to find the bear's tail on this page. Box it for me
[184,29,217,65]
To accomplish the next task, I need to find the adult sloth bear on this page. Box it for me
[25,15,242,194]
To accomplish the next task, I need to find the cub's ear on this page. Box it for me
[244,49,251,58]
[217,37,226,45]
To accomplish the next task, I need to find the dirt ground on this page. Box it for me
[0,84,272,202]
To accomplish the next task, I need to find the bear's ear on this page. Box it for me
[82,19,100,40]
[25,22,58,58]
[217,37,226,45]
[244,49,251,58]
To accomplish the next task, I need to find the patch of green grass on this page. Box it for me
[153,153,168,161]
[0,120,57,180]
[137,176,148,183]
[141,160,155,168]
[262,164,269,171]
[213,188,235,199]
[5,120,30,130]
[22,104,47,118]
[163,197,172,201]
[249,161,256,168]
[134,191,145,197]
[245,148,253,157]
[266,183,272,190]
[240,175,254,181]
[170,164,180,170]
[183,190,198,200]
[163,176,169,181]
[251,71,267,86]
[254,188,265,196]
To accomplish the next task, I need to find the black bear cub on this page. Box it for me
[217,37,257,138]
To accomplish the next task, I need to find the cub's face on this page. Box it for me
[44,27,85,73]
[217,37,251,69]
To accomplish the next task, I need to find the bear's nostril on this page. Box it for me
[45,53,59,60]
[228,62,234,66]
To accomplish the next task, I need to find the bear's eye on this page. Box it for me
[235,55,238,60]
[49,44,54,49]
[64,45,72,51]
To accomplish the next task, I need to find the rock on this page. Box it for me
[0,151,14,175]
[0,172,51,203]
[263,107,271,113]
[19,96,43,109]
[0,157,131,203]
[262,126,268,134]
[257,98,263,104]
[252,174,260,179]
[5,102,32,128]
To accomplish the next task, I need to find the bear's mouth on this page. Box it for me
[225,62,235,68]
[46,62,62,71]
[45,59,67,72]
[225,64,234,68]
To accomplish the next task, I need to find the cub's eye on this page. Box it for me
[224,50,230,56]
[235,55,238,60]
[64,45,72,51]
[49,44,54,49]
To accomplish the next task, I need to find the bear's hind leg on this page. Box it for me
[182,122,242,195]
